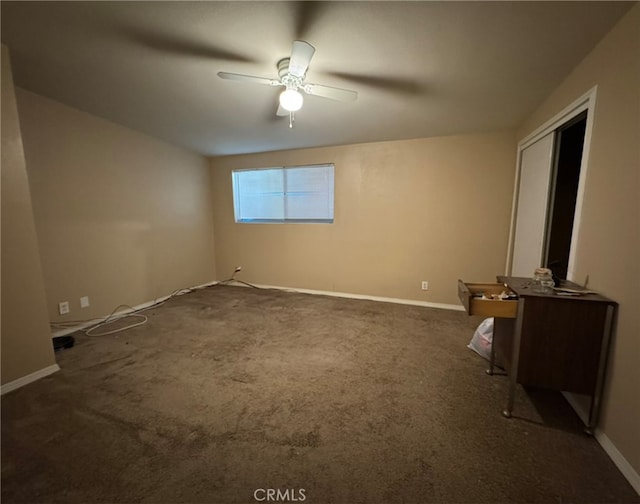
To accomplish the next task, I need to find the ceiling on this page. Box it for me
[1,1,634,156]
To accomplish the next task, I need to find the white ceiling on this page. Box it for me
[1,1,634,156]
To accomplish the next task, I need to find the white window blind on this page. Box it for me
[232,164,334,223]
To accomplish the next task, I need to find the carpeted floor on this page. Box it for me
[2,285,638,504]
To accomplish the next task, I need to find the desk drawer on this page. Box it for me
[458,280,518,319]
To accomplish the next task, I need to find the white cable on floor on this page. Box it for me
[81,284,219,337]
[84,304,148,337]
[53,282,221,338]
[85,314,148,337]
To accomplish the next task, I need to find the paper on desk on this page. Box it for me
[553,287,598,296]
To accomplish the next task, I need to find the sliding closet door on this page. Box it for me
[511,132,555,277]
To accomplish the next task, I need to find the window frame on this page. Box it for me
[232,163,335,224]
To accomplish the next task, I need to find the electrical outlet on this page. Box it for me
[421,281,429,291]
[58,301,70,315]
[80,296,90,308]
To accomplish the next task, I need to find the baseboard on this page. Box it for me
[52,280,464,337]
[224,281,465,312]
[52,280,219,337]
[1,364,60,396]
[563,392,640,495]
[596,429,640,495]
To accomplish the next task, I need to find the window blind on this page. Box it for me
[232,164,334,223]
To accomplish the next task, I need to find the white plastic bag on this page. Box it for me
[468,317,494,361]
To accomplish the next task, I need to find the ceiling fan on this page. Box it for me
[218,40,358,128]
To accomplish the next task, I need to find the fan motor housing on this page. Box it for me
[277,58,290,78]
[277,58,304,89]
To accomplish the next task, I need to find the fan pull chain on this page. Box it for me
[289,111,294,129]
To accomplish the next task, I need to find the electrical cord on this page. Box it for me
[51,283,217,338]
[51,319,104,329]
[85,305,148,337]
[52,268,264,338]
[222,279,260,289]
[217,266,260,289]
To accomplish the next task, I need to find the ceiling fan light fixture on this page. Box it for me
[279,88,303,112]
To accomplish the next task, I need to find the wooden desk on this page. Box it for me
[459,276,617,434]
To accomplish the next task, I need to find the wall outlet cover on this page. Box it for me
[58,301,70,315]
[80,296,90,308]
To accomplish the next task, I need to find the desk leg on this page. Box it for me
[586,304,615,435]
[503,300,525,419]
[486,324,496,376]
[503,389,514,417]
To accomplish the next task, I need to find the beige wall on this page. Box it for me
[1,45,57,384]
[16,89,216,323]
[519,5,640,476]
[211,131,516,306]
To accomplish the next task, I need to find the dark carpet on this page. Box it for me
[2,285,638,504]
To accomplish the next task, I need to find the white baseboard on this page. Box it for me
[51,280,463,338]
[596,428,640,495]
[563,392,640,495]
[1,364,60,395]
[224,281,465,312]
[51,280,219,337]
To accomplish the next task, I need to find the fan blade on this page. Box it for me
[293,1,323,39]
[276,103,289,116]
[303,83,357,102]
[217,72,281,87]
[125,29,255,63]
[288,41,315,78]
[327,71,425,95]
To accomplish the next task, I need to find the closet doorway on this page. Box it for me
[545,113,587,280]
[507,89,596,282]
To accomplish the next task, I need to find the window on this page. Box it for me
[232,164,334,223]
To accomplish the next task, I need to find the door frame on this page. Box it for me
[506,86,598,282]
